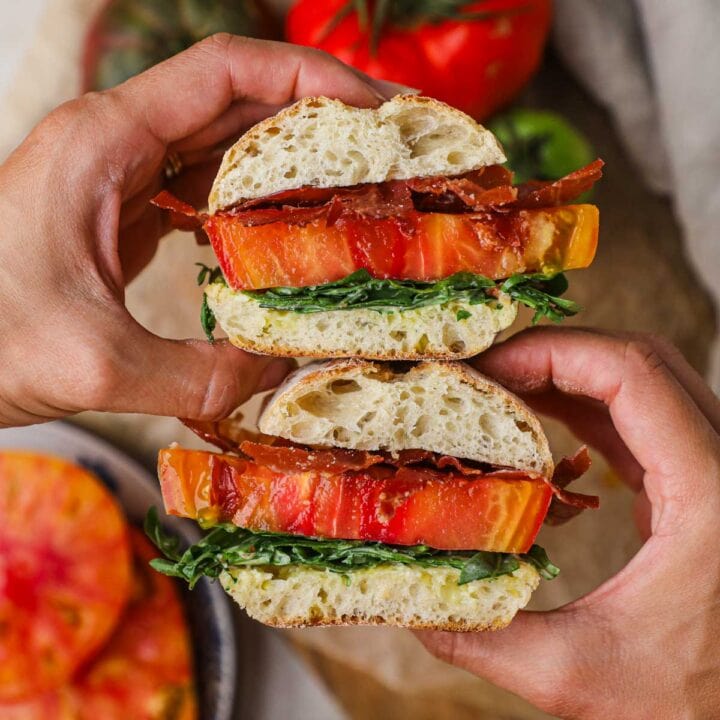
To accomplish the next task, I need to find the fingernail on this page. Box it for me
[367,77,421,100]
[257,358,297,392]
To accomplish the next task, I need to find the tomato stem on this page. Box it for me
[327,0,531,57]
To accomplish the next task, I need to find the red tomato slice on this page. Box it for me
[0,453,132,702]
[158,448,552,554]
[0,529,197,720]
[206,205,598,290]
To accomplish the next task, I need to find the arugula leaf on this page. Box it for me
[242,270,580,324]
[200,294,216,343]
[195,263,225,287]
[144,507,181,562]
[458,551,520,585]
[500,273,579,325]
[195,264,227,343]
[145,514,558,589]
[524,544,561,580]
[456,309,472,321]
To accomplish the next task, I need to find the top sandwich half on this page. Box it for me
[155,95,602,360]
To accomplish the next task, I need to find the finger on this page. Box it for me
[525,390,644,489]
[598,330,720,435]
[119,160,222,281]
[414,609,588,718]
[472,327,720,527]
[87,318,295,418]
[111,35,385,151]
[344,65,420,97]
[170,100,285,155]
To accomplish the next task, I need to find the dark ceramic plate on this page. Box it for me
[0,421,237,720]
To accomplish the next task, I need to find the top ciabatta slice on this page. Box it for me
[258,360,553,477]
[209,95,506,212]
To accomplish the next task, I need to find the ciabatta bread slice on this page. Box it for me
[209,94,505,212]
[205,284,517,360]
[220,561,539,631]
[259,360,553,477]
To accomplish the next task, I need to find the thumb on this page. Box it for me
[414,607,588,716]
[95,323,294,419]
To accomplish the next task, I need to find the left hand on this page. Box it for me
[0,34,404,427]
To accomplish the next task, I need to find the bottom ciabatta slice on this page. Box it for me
[206,284,517,360]
[220,562,539,631]
[259,360,553,477]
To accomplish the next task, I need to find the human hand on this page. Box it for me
[0,35,404,427]
[417,327,720,719]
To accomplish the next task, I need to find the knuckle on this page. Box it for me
[71,345,122,410]
[31,98,84,144]
[192,358,245,421]
[623,337,667,376]
[197,31,238,56]
[645,332,683,363]
[421,632,460,666]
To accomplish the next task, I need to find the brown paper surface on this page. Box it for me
[2,5,715,718]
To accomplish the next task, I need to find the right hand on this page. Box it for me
[417,327,720,719]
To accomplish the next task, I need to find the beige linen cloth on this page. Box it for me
[0,2,717,719]
[554,0,720,387]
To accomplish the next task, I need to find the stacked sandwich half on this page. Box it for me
[149,95,601,630]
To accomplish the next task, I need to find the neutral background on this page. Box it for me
[2,2,717,719]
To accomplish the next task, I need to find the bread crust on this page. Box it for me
[228,614,512,632]
[259,359,554,477]
[209,94,505,212]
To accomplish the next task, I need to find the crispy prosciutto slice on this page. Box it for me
[238,440,598,518]
[158,447,552,553]
[152,161,602,290]
[544,447,597,525]
[183,424,598,522]
[515,159,604,208]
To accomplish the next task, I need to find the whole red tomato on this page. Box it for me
[286,0,552,120]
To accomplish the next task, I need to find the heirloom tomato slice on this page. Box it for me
[0,529,197,719]
[158,448,552,554]
[206,205,598,290]
[0,452,131,701]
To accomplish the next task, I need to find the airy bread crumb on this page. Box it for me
[259,360,553,476]
[209,95,505,212]
[206,284,517,361]
[220,562,539,631]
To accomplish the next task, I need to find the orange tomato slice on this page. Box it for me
[0,452,132,701]
[206,205,598,290]
[159,447,552,554]
[0,529,197,720]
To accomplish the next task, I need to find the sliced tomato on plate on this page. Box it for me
[1,529,197,720]
[158,448,552,554]
[205,204,598,290]
[0,452,132,701]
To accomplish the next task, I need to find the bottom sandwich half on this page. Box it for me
[222,562,540,631]
[146,511,550,631]
[148,360,597,631]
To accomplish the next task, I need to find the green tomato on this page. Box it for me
[488,108,595,188]
[84,0,276,92]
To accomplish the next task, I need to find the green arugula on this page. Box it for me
[196,263,225,342]
[241,269,580,324]
[144,508,559,589]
